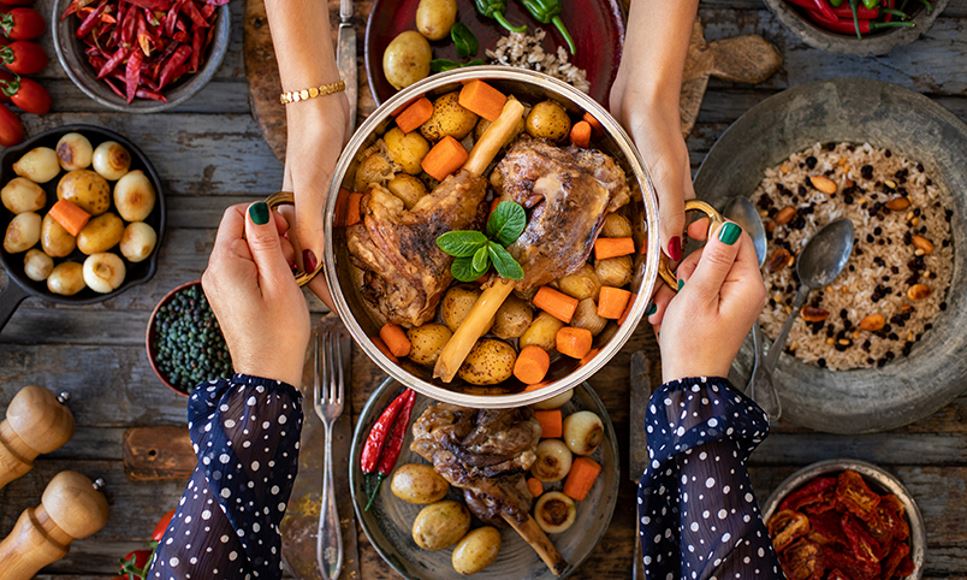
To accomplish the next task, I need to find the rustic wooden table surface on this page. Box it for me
[1,0,965,578]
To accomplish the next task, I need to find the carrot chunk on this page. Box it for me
[345,192,364,226]
[583,112,603,136]
[396,97,434,134]
[597,286,632,320]
[534,409,563,438]
[379,323,411,357]
[594,237,635,260]
[48,199,90,237]
[564,457,602,501]
[618,292,637,325]
[421,135,468,181]
[579,347,601,366]
[458,80,507,122]
[514,345,550,385]
[533,286,579,323]
[371,336,399,363]
[527,477,544,498]
[570,121,592,148]
[556,327,593,359]
[523,381,552,392]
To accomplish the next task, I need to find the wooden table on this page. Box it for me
[1,0,965,578]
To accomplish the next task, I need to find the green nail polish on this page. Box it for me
[719,222,742,245]
[677,279,684,290]
[249,202,270,225]
[646,303,657,316]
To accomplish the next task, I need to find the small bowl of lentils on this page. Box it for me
[146,280,232,396]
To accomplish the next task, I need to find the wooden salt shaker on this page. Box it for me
[0,471,109,580]
[0,386,74,490]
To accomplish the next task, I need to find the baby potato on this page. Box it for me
[13,147,60,184]
[23,248,53,282]
[383,31,431,90]
[92,141,131,180]
[457,338,515,385]
[602,213,633,237]
[595,256,633,287]
[353,149,396,192]
[534,491,576,534]
[571,298,607,336]
[525,101,571,141]
[452,527,501,576]
[531,439,573,483]
[77,213,124,255]
[407,323,452,367]
[120,222,157,263]
[412,500,470,551]
[3,211,40,253]
[383,128,429,175]
[416,0,457,40]
[56,132,94,171]
[41,214,76,258]
[390,463,449,504]
[57,170,111,215]
[563,410,604,456]
[113,170,156,222]
[82,252,125,294]
[532,388,574,410]
[441,286,493,332]
[387,174,427,209]
[421,92,478,141]
[520,312,565,352]
[2,178,45,214]
[557,264,601,300]
[47,262,85,296]
[492,295,533,339]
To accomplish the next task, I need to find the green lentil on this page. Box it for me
[154,284,232,393]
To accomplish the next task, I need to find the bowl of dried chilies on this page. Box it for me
[52,0,231,112]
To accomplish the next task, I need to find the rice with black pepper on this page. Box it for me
[752,142,954,370]
[486,28,590,93]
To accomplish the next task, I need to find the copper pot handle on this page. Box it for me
[658,199,727,291]
[264,191,325,287]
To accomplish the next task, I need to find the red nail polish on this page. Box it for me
[303,249,318,272]
[668,236,682,261]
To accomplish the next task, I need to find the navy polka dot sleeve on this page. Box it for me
[149,374,303,580]
[638,376,783,579]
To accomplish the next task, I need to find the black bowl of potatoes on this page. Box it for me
[0,125,165,331]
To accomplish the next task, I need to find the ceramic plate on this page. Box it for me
[350,379,620,579]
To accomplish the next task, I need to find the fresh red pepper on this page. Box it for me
[0,0,36,6]
[117,549,152,579]
[832,4,880,17]
[804,5,914,35]
[0,8,44,39]
[0,102,23,145]
[0,40,44,74]
[365,389,417,511]
[150,509,175,543]
[0,74,50,114]
[360,389,411,474]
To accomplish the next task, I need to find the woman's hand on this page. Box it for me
[202,202,310,386]
[658,222,766,382]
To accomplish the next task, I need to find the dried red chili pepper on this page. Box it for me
[180,0,206,27]
[97,46,129,78]
[360,389,411,475]
[75,2,108,37]
[121,0,171,10]
[135,87,166,101]
[124,47,141,102]
[365,389,417,511]
[835,469,881,519]
[157,43,189,88]
[189,25,201,71]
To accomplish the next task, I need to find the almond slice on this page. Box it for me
[859,313,885,332]
[809,175,837,194]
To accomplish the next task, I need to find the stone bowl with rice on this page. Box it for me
[694,78,967,434]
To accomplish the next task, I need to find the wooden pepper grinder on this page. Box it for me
[0,471,109,580]
[0,386,74,490]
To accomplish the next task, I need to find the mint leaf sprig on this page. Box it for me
[437,201,526,282]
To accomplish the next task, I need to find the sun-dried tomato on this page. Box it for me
[779,476,838,512]
[881,541,911,578]
[768,509,812,553]
[805,510,847,547]
[841,513,883,564]
[823,545,882,578]
[875,494,909,542]
[826,569,849,580]
[835,470,881,519]
[778,539,824,580]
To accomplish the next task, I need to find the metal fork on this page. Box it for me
[313,327,347,580]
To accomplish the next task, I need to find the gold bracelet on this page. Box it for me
[279,80,346,105]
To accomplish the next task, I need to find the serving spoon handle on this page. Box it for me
[764,286,809,375]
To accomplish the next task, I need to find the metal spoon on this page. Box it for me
[763,218,856,378]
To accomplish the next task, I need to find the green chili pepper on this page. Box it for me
[829,0,844,6]
[861,0,879,9]
[519,0,576,54]
[450,22,479,58]
[848,0,863,38]
[431,58,485,73]
[474,0,526,33]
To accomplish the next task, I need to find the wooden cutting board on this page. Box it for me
[122,426,194,481]
[243,1,781,162]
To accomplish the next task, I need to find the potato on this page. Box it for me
[41,214,76,258]
[407,323,452,367]
[412,500,470,550]
[3,211,40,253]
[452,527,501,575]
[13,147,60,184]
[113,170,156,222]
[492,295,533,339]
[92,141,131,181]
[532,388,574,410]
[572,298,607,336]
[595,256,633,287]
[2,178,45,214]
[534,491,576,534]
[457,338,515,385]
[420,92,478,141]
[120,222,157,263]
[525,101,571,141]
[441,286,493,332]
[353,149,396,191]
[557,264,600,300]
[56,132,94,171]
[57,170,111,215]
[563,410,604,456]
[383,31,431,90]
[387,174,427,209]
[47,262,85,296]
[23,249,53,282]
[602,213,633,237]
[83,252,125,294]
[520,312,565,351]
[390,463,449,504]
[415,0,457,40]
[384,128,429,175]
[532,439,573,483]
[77,213,124,255]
